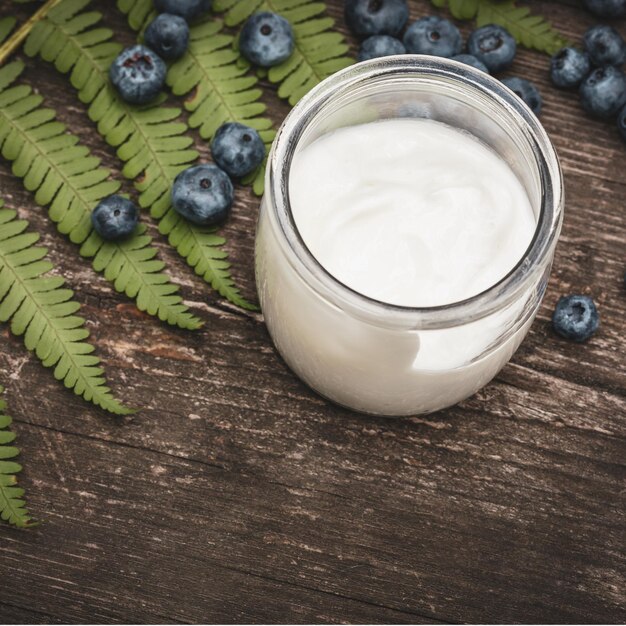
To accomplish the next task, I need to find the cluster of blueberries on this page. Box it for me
[109,4,297,106]
[95,0,298,244]
[345,0,542,115]
[551,25,626,138]
[346,0,626,142]
[109,0,210,105]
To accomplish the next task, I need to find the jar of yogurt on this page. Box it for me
[255,56,564,416]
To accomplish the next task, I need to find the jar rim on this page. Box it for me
[267,55,563,329]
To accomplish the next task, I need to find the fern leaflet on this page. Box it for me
[116,0,153,32]
[0,202,131,415]
[0,17,16,43]
[27,0,256,310]
[0,384,36,528]
[214,0,354,106]
[431,0,479,19]
[0,60,203,330]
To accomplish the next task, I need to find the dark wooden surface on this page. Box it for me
[0,0,625,624]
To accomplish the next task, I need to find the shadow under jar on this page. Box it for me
[255,55,564,416]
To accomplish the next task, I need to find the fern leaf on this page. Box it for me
[0,60,203,330]
[0,203,131,415]
[475,0,570,55]
[214,0,354,106]
[447,0,480,20]
[0,17,16,44]
[158,207,258,310]
[27,0,256,310]
[165,18,275,197]
[0,384,36,528]
[116,0,154,32]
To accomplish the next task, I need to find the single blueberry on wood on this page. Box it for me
[467,24,517,73]
[144,14,189,60]
[403,16,463,58]
[344,0,409,38]
[92,195,139,240]
[550,48,591,89]
[153,0,211,21]
[358,35,406,61]
[239,12,295,68]
[109,45,166,104]
[502,76,542,116]
[172,164,234,226]
[583,25,626,67]
[583,0,626,16]
[211,123,265,179]
[552,295,599,342]
[579,66,626,119]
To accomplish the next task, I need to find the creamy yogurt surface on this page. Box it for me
[289,119,536,307]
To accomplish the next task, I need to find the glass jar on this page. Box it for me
[255,55,563,416]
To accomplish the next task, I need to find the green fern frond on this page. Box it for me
[431,0,570,54]
[0,60,203,330]
[476,0,570,55]
[214,0,354,106]
[0,384,36,528]
[0,17,16,44]
[27,0,256,310]
[158,208,258,310]
[0,203,131,415]
[165,18,275,197]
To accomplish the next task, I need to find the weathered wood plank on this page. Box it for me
[0,603,66,625]
[1,420,624,624]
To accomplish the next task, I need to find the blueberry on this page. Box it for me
[618,103,626,141]
[451,53,489,73]
[467,24,516,73]
[210,123,265,179]
[583,0,626,18]
[144,14,189,60]
[580,66,626,118]
[403,16,463,58]
[550,47,591,89]
[502,76,542,115]
[552,295,599,342]
[344,0,409,38]
[91,195,139,241]
[109,45,166,104]
[172,164,234,226]
[358,35,406,61]
[583,25,625,67]
[153,0,210,21]
[239,12,294,67]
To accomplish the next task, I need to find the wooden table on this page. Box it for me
[0,0,624,623]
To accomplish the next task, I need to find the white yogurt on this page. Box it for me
[289,119,536,307]
[256,58,563,416]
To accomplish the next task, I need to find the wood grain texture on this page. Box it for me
[0,0,625,624]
